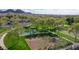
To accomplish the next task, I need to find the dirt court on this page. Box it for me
[25,36,55,50]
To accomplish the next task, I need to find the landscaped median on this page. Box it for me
[4,30,31,50]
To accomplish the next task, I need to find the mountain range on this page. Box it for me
[0,9,32,14]
[0,9,79,15]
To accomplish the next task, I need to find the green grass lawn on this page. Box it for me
[4,30,31,50]
[0,27,9,33]
[55,31,75,42]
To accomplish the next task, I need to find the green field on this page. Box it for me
[0,27,9,33]
[4,30,31,50]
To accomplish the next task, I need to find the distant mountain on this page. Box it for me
[0,9,32,14]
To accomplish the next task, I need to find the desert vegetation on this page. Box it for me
[0,12,79,50]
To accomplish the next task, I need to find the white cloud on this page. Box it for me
[24,9,79,15]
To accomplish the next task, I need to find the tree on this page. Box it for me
[73,16,79,23]
[54,18,66,31]
[66,17,74,25]
[69,23,79,42]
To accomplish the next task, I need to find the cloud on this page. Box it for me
[24,9,79,15]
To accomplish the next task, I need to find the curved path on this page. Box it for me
[0,28,16,50]
[0,32,8,49]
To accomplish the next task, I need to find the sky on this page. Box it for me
[1,9,79,15]
[23,9,79,15]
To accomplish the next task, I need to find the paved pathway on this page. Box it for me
[0,32,8,49]
[0,28,16,50]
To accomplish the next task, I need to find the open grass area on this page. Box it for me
[55,32,75,42]
[0,27,9,33]
[4,30,31,50]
